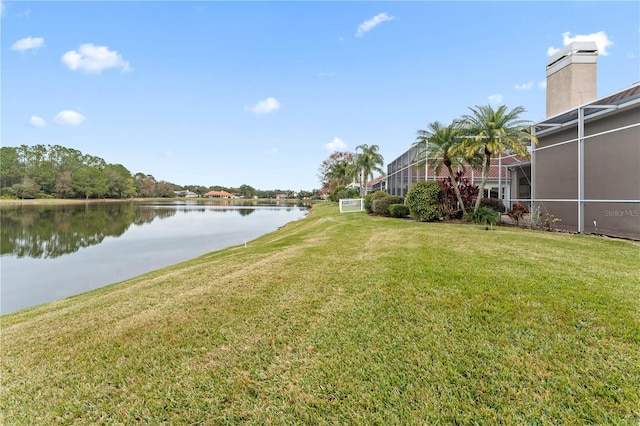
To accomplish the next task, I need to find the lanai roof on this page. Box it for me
[535,82,640,136]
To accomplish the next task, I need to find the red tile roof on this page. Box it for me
[204,190,234,197]
[422,156,529,180]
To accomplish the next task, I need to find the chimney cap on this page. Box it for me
[547,41,598,72]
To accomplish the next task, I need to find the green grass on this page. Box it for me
[2,202,639,424]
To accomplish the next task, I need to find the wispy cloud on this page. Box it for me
[247,97,280,115]
[515,81,533,90]
[61,43,132,73]
[29,115,46,127]
[538,81,547,89]
[324,137,347,151]
[488,94,503,104]
[11,36,44,52]
[54,110,86,125]
[356,13,395,38]
[548,31,613,57]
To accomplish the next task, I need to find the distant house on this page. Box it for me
[275,193,287,199]
[204,190,234,199]
[174,190,198,198]
[368,175,386,193]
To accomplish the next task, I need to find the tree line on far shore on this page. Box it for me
[0,145,318,200]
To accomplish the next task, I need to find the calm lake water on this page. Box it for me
[0,200,309,314]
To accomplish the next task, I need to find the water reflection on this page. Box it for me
[0,200,309,314]
[0,201,306,259]
[1,203,176,259]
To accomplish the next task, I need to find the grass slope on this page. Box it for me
[2,203,639,424]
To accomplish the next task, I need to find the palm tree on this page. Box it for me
[460,104,537,213]
[413,121,472,215]
[325,159,357,191]
[355,144,384,195]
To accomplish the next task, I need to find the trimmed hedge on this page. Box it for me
[405,181,441,221]
[364,190,389,213]
[389,204,410,218]
[480,197,506,213]
[372,196,404,216]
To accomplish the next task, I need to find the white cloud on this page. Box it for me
[515,81,534,90]
[54,110,86,125]
[61,43,132,73]
[11,36,44,52]
[488,94,503,104]
[29,115,46,127]
[248,97,280,115]
[548,31,614,57]
[538,80,547,89]
[356,13,395,38]
[1,2,5,18]
[324,137,347,151]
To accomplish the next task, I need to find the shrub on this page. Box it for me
[344,187,360,199]
[330,185,359,202]
[467,206,501,225]
[480,197,505,213]
[364,190,389,213]
[530,206,562,231]
[329,185,345,202]
[507,203,528,225]
[389,204,410,218]
[372,196,404,216]
[405,181,441,222]
[438,172,479,219]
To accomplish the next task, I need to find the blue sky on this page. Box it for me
[2,1,639,191]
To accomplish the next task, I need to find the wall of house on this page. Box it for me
[386,146,423,197]
[534,104,640,238]
[584,106,640,237]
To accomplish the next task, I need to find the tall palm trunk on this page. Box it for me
[474,150,492,213]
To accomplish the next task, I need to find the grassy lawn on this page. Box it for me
[2,202,639,424]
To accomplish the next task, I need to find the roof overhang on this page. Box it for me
[533,82,640,137]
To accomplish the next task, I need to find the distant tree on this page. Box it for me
[12,177,40,199]
[155,181,176,198]
[297,190,314,199]
[134,174,156,197]
[354,144,384,195]
[0,147,23,188]
[238,184,257,198]
[105,164,137,198]
[325,159,357,193]
[53,171,76,198]
[29,145,56,193]
[318,151,356,193]
[73,167,108,199]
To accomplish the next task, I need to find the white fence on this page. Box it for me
[339,198,365,213]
